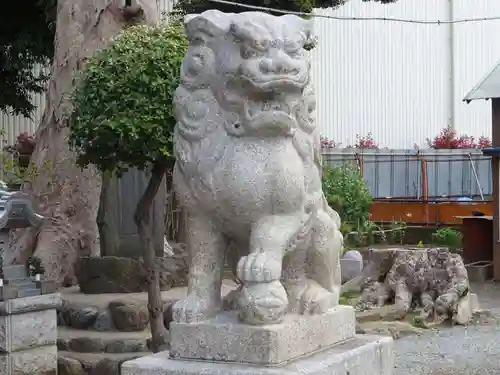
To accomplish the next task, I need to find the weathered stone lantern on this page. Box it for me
[0,186,60,374]
[0,189,58,299]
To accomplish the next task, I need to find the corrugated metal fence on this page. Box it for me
[322,148,492,200]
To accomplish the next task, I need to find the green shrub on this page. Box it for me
[389,220,407,244]
[69,23,188,173]
[432,227,462,251]
[322,163,372,226]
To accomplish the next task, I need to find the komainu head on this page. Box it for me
[174,10,316,142]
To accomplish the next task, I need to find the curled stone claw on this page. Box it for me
[237,253,282,283]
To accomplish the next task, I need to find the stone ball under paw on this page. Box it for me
[237,280,289,325]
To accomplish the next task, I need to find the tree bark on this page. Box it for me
[4,0,159,285]
[134,160,169,353]
[97,171,121,256]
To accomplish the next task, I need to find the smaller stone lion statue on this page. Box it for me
[172,10,343,325]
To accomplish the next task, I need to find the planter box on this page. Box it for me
[466,261,493,282]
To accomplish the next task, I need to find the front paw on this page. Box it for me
[237,252,282,282]
[172,293,220,323]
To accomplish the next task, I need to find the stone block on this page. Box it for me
[340,257,363,283]
[122,335,394,375]
[0,345,57,375]
[0,293,61,316]
[0,309,57,352]
[454,292,480,325]
[36,281,58,295]
[170,306,355,366]
[0,286,18,302]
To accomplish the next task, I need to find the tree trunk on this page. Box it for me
[97,171,121,256]
[4,0,159,285]
[134,160,169,353]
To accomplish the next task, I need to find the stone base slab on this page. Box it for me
[0,309,57,352]
[170,306,355,366]
[122,335,394,375]
[0,345,57,375]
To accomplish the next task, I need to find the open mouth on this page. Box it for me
[241,75,308,91]
[243,99,295,136]
[245,98,292,118]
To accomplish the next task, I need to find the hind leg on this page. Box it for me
[283,210,341,314]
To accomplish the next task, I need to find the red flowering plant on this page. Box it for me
[320,136,341,148]
[354,133,379,149]
[2,132,36,171]
[4,132,36,156]
[427,125,491,149]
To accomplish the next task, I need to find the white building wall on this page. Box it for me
[2,0,500,149]
[313,0,500,148]
[453,0,500,139]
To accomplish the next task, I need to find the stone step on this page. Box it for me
[3,265,27,280]
[58,281,238,332]
[58,327,153,354]
[17,288,41,298]
[58,351,151,374]
[7,278,36,287]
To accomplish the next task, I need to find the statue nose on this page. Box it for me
[259,53,294,75]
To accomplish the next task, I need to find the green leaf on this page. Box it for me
[68,23,188,172]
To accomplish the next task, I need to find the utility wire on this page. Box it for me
[207,0,500,25]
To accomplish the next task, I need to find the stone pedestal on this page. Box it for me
[122,306,394,375]
[0,293,60,375]
[170,306,355,366]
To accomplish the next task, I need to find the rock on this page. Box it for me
[106,339,148,353]
[454,292,475,325]
[93,311,115,331]
[69,337,106,353]
[163,302,174,330]
[59,351,149,373]
[58,356,86,375]
[109,300,149,331]
[75,256,185,294]
[356,305,405,323]
[146,337,170,352]
[58,311,68,326]
[469,292,480,313]
[66,307,99,329]
[90,358,120,375]
[358,321,423,340]
[341,250,364,283]
[58,339,71,351]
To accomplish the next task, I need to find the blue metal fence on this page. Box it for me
[321,149,492,200]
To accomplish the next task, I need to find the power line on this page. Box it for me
[207,0,500,25]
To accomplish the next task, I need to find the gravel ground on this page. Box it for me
[393,281,500,375]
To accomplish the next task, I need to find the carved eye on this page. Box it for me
[252,39,269,51]
[284,40,300,55]
[241,46,258,59]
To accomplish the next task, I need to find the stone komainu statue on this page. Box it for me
[172,10,344,325]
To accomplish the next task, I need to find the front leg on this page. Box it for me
[172,212,225,323]
[237,213,305,325]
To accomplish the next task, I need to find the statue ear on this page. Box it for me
[184,10,231,41]
[300,18,316,49]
